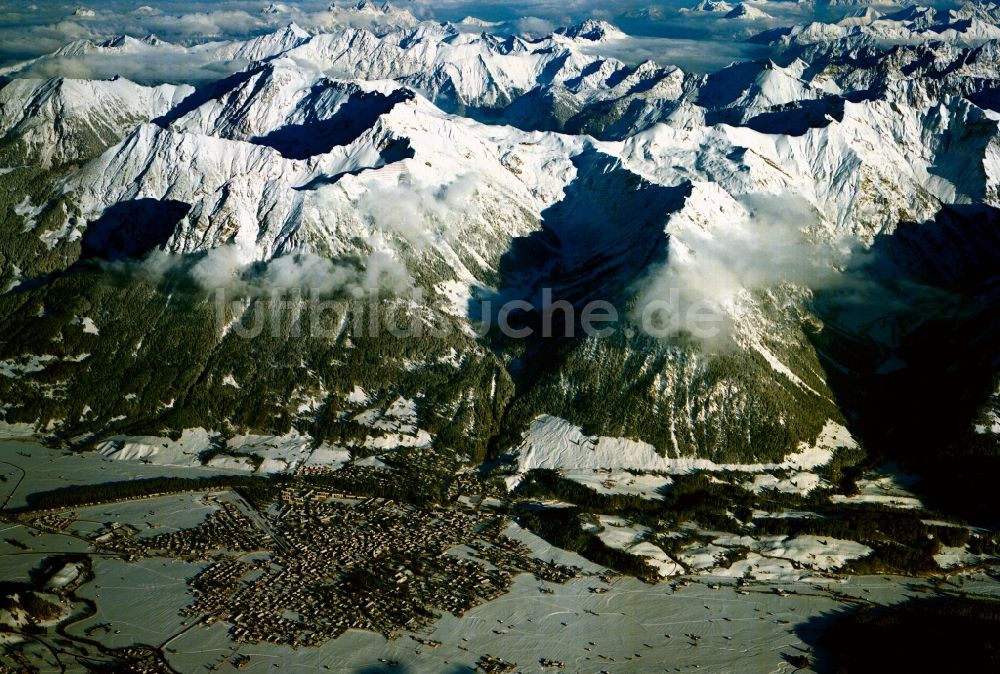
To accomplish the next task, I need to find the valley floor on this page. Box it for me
[2,440,999,673]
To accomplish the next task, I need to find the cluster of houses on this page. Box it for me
[90,485,582,649]
[94,498,270,560]
[26,470,590,661]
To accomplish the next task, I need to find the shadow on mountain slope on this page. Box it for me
[477,148,690,455]
[293,137,415,191]
[485,147,689,318]
[808,204,1000,522]
[153,67,262,128]
[81,198,191,260]
[155,66,414,159]
[254,86,415,159]
[742,97,845,135]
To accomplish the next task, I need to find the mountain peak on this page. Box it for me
[681,0,735,14]
[283,22,311,40]
[725,2,773,19]
[261,2,292,14]
[94,34,164,50]
[555,20,627,42]
[334,0,392,13]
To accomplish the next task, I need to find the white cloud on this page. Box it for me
[353,173,481,251]
[182,245,415,297]
[512,16,557,37]
[0,0,830,74]
[631,192,853,345]
[577,35,771,72]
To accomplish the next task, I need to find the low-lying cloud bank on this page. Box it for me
[0,0,831,80]
[576,36,770,73]
[124,245,415,299]
[0,1,416,70]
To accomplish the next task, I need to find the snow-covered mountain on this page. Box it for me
[752,0,1000,51]
[727,3,774,20]
[0,77,193,167]
[0,12,998,479]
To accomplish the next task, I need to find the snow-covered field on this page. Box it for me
[95,429,357,474]
[563,469,673,499]
[829,464,924,509]
[86,405,855,486]
[0,421,38,439]
[65,492,227,540]
[706,534,873,581]
[0,524,92,583]
[67,556,211,649]
[743,471,826,496]
[96,428,215,468]
[591,515,685,577]
[152,525,1000,673]
[508,415,855,492]
[91,398,433,475]
[0,441,248,509]
[1,442,999,673]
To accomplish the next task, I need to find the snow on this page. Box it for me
[434,279,473,318]
[14,196,42,232]
[555,20,628,42]
[50,505,987,674]
[0,76,193,167]
[353,454,390,469]
[39,18,995,361]
[750,340,826,399]
[351,396,434,450]
[0,421,36,439]
[96,428,214,468]
[631,542,686,576]
[436,347,463,367]
[562,470,672,500]
[743,471,825,495]
[510,415,853,487]
[0,354,57,378]
[385,396,418,420]
[830,491,923,509]
[302,444,352,469]
[205,455,255,472]
[829,464,924,509]
[45,562,83,589]
[72,316,99,335]
[725,3,773,20]
[714,534,872,572]
[686,534,872,582]
[934,545,985,569]
[227,431,315,474]
[363,429,433,449]
[974,409,1000,435]
[681,1,735,14]
[595,516,684,577]
[345,385,371,405]
[97,428,324,474]
[3,12,1000,663]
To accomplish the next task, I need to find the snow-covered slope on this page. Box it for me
[726,3,773,20]
[0,77,193,167]
[1,10,1000,476]
[754,0,1000,51]
[65,70,587,279]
